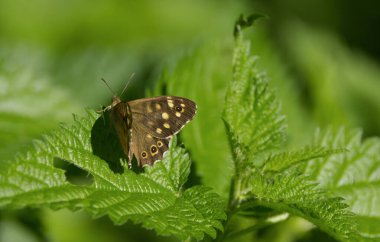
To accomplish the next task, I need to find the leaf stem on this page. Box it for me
[225,220,271,240]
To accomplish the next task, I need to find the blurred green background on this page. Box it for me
[1,0,379,241]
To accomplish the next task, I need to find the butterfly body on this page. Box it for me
[106,96,197,167]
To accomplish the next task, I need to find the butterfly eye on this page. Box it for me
[175,106,183,112]
[141,151,148,158]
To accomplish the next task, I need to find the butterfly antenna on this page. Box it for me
[120,73,135,97]
[101,78,117,96]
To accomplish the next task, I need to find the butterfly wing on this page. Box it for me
[108,95,196,167]
[129,124,170,166]
[108,102,133,163]
[128,96,197,139]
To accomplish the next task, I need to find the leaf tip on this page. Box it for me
[233,13,268,38]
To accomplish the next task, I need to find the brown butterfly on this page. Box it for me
[102,87,197,168]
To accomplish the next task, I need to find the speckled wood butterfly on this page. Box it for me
[102,85,197,168]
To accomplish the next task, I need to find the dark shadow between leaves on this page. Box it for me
[238,205,278,218]
[179,141,202,189]
[53,157,94,186]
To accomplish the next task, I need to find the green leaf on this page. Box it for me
[244,171,357,242]
[143,136,191,192]
[233,14,267,38]
[0,218,41,242]
[223,26,287,164]
[0,47,81,162]
[223,20,358,242]
[304,128,380,241]
[280,21,380,133]
[0,110,226,241]
[161,43,233,196]
[249,26,315,146]
[140,186,226,240]
[261,146,344,173]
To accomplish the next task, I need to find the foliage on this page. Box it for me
[1,11,380,242]
[0,110,226,241]
[304,128,380,240]
[220,17,360,242]
[280,21,380,134]
[0,49,80,162]
[159,43,233,195]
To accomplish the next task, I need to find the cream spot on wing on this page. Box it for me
[163,123,170,129]
[180,103,186,107]
[156,128,162,134]
[155,103,161,110]
[146,134,152,139]
[146,105,153,113]
[175,112,181,117]
[162,112,169,120]
[148,121,154,126]
[167,100,174,108]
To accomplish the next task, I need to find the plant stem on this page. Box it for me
[217,166,247,241]
[225,220,271,240]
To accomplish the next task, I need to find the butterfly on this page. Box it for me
[102,94,197,168]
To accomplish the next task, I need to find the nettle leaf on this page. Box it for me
[143,136,191,192]
[304,128,380,241]
[261,146,344,173]
[140,186,226,239]
[223,18,358,242]
[281,21,380,130]
[223,24,287,163]
[0,110,226,241]
[0,47,81,162]
[160,43,233,196]
[246,171,357,241]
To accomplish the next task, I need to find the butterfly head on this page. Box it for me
[100,77,133,112]
[97,95,122,113]
[111,95,122,107]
